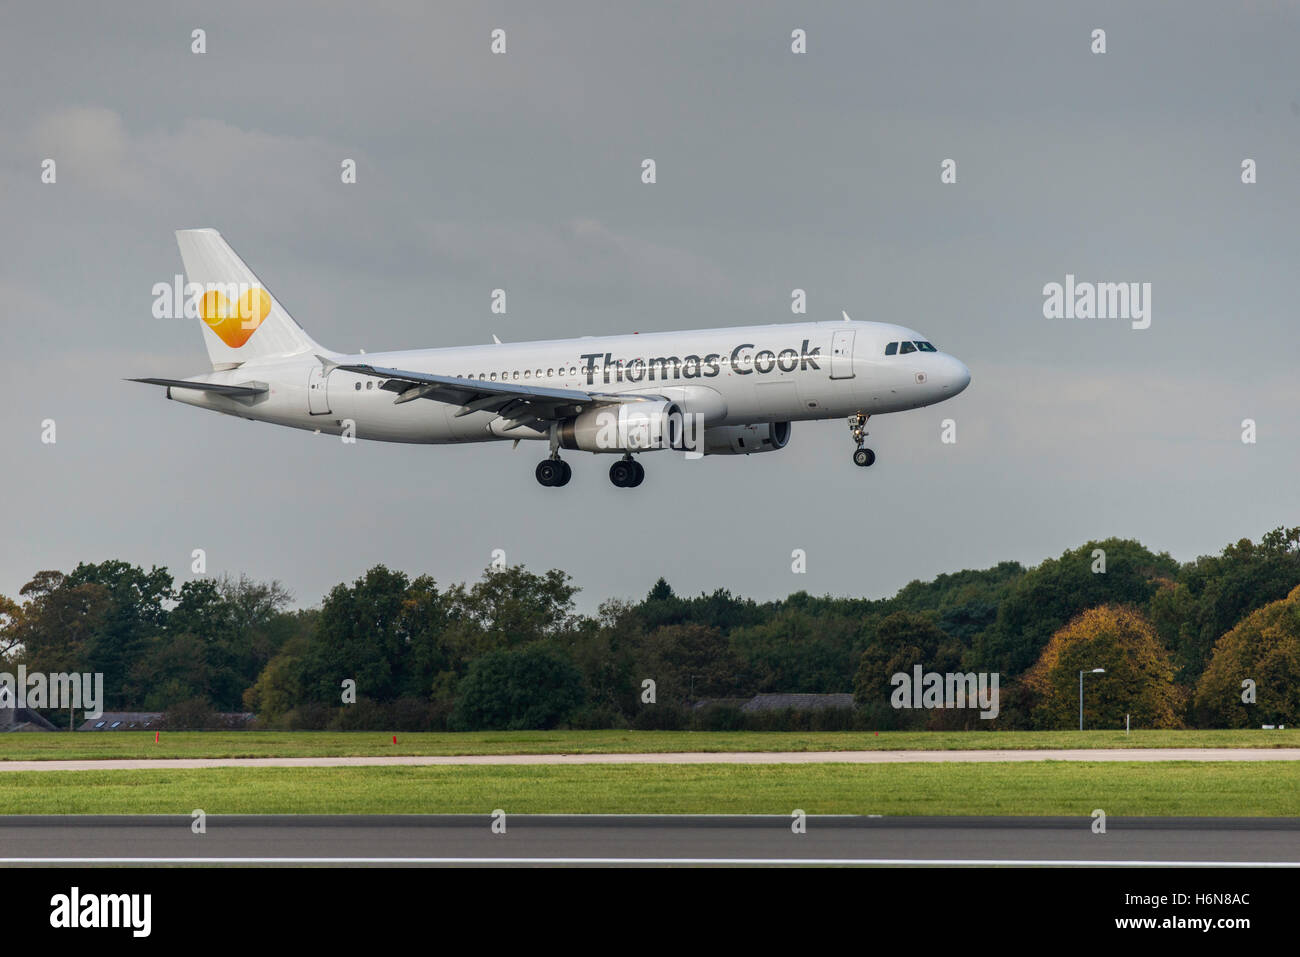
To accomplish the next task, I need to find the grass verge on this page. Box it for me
[1,762,1296,816]
[1,728,1297,762]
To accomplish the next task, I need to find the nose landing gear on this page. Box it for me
[609,454,645,488]
[848,412,875,467]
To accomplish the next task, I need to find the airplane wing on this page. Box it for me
[334,361,620,431]
[128,377,268,397]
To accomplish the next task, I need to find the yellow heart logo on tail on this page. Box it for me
[199,287,272,348]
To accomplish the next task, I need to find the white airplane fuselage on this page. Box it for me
[168,319,970,447]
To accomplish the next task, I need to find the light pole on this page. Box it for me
[1079,668,1105,731]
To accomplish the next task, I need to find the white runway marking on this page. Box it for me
[0,857,1296,866]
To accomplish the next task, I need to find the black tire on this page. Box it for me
[609,460,633,487]
[555,461,572,486]
[853,448,876,467]
[536,460,560,486]
[629,461,645,487]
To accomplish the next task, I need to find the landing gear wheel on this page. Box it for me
[536,460,565,486]
[629,461,645,487]
[610,459,637,488]
[554,460,572,486]
[847,412,873,468]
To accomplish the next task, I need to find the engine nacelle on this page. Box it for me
[559,400,685,452]
[702,421,792,455]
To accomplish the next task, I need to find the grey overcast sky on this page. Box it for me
[2,2,1297,612]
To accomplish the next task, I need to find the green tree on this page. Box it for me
[300,566,438,704]
[1152,527,1300,684]
[64,560,174,705]
[969,539,1177,676]
[637,623,747,704]
[452,646,584,730]
[730,608,859,693]
[853,613,962,726]
[440,565,578,667]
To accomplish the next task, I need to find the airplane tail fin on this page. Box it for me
[175,228,325,369]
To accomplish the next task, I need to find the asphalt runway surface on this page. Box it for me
[3,747,1300,771]
[1,815,1297,866]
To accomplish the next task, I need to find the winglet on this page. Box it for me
[842,310,852,322]
[492,334,503,345]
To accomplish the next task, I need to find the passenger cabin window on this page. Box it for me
[899,341,917,354]
[885,342,898,356]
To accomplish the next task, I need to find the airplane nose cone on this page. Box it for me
[940,355,971,396]
[953,359,971,394]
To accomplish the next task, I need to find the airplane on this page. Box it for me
[132,229,971,487]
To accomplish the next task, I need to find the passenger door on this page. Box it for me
[307,365,331,414]
[830,329,855,379]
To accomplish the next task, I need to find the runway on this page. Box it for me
[2,747,1299,771]
[1,815,1296,866]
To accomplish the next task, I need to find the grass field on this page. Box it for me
[1,728,1297,761]
[0,761,1295,816]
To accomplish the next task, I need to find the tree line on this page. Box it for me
[2,526,1298,730]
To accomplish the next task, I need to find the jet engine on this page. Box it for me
[559,400,685,452]
[702,421,792,455]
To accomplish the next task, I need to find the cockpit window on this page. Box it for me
[884,342,898,356]
[915,341,937,352]
[899,341,917,355]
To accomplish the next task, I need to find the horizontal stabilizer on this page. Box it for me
[128,377,268,397]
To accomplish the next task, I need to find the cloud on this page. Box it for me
[21,107,367,232]
[26,106,132,190]
[420,216,734,295]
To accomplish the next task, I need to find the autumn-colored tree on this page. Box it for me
[1023,605,1181,729]
[0,595,21,662]
[1192,584,1300,727]
[10,572,112,675]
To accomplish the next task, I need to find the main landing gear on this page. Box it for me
[536,422,572,487]
[535,458,571,487]
[848,412,875,467]
[609,454,645,488]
